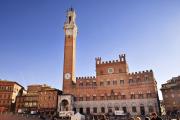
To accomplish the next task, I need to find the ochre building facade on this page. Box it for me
[0,80,24,112]
[16,84,62,117]
[61,8,160,116]
[161,76,180,115]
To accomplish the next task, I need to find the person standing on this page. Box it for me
[150,112,162,120]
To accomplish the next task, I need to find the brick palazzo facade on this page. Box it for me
[161,76,180,115]
[0,80,24,112]
[16,84,62,116]
[59,8,160,116]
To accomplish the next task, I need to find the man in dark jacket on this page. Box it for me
[150,112,162,120]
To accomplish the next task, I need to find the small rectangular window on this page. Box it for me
[132,106,137,112]
[121,95,126,99]
[86,97,90,101]
[129,79,133,84]
[120,80,124,84]
[100,82,104,86]
[147,93,152,98]
[114,95,118,100]
[138,94,143,99]
[131,94,136,99]
[79,97,83,101]
[93,96,96,100]
[100,96,104,100]
[93,107,97,113]
[113,80,117,85]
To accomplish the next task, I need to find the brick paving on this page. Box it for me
[0,113,42,120]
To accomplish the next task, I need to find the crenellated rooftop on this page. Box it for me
[76,76,96,80]
[95,54,126,65]
[128,70,153,75]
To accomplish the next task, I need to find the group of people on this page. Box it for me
[129,112,162,120]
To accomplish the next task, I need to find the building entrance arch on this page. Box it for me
[61,99,69,111]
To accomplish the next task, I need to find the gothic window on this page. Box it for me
[93,107,97,113]
[146,93,152,98]
[138,94,144,99]
[115,107,119,110]
[121,95,126,99]
[107,81,110,85]
[148,106,154,113]
[79,97,83,101]
[114,95,118,100]
[93,96,97,100]
[101,107,105,113]
[86,107,90,114]
[131,94,136,99]
[86,96,90,101]
[120,80,124,84]
[69,16,71,23]
[129,79,134,84]
[86,82,90,86]
[100,81,104,86]
[145,76,149,81]
[132,106,137,112]
[79,108,83,114]
[100,96,104,100]
[113,80,117,85]
[93,82,97,86]
[107,96,111,100]
[108,108,112,113]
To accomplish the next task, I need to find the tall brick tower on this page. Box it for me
[63,8,77,93]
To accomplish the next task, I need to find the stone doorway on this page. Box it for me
[61,99,69,111]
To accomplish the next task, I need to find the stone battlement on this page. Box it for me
[128,70,153,75]
[76,76,96,80]
[100,60,120,64]
[95,54,126,65]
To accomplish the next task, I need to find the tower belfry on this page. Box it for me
[63,8,77,92]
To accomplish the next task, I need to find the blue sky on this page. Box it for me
[0,0,180,99]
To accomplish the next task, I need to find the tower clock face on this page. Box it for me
[64,73,71,79]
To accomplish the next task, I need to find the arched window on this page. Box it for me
[69,16,71,23]
[86,107,90,114]
[101,107,105,113]
[148,106,154,113]
[61,99,69,111]
[79,107,83,114]
[115,107,119,110]
[93,107,97,113]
